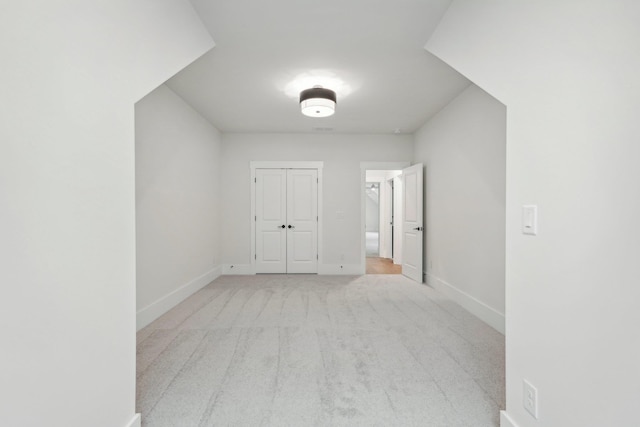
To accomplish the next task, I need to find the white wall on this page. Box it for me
[220,134,413,271]
[414,84,506,332]
[135,84,222,330]
[427,2,640,426]
[0,2,213,427]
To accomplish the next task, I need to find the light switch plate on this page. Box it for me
[522,205,538,235]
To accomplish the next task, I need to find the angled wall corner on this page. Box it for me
[130,0,216,102]
[423,1,510,105]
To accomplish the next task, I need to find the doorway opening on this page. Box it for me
[365,169,403,274]
[365,182,380,256]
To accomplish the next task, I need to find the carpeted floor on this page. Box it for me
[137,274,504,426]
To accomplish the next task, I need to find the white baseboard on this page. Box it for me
[222,264,255,275]
[221,263,363,275]
[317,264,363,275]
[426,272,505,334]
[126,414,141,427]
[500,411,518,427]
[136,266,222,330]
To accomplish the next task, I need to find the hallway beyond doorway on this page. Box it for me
[365,231,379,256]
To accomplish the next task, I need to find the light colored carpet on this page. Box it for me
[137,274,504,426]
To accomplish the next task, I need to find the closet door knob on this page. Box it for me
[288,225,295,229]
[280,225,286,228]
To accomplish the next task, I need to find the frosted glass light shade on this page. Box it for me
[300,87,336,117]
[301,98,335,117]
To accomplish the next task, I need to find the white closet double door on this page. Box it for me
[255,168,318,274]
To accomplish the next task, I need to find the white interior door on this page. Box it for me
[393,175,403,265]
[286,169,318,273]
[255,169,287,273]
[255,168,318,274]
[402,163,423,282]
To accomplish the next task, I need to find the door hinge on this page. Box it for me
[255,254,257,260]
[255,215,257,221]
[254,177,257,183]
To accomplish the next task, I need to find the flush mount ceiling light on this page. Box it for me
[300,86,336,118]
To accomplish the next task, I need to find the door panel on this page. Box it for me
[255,169,287,273]
[405,172,418,222]
[261,232,284,261]
[262,174,285,220]
[287,169,318,273]
[290,231,313,260]
[402,164,423,283]
[393,175,403,265]
[290,174,313,220]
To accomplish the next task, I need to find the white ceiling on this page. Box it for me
[166,0,470,134]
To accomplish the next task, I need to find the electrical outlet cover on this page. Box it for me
[522,205,538,235]
[523,379,539,419]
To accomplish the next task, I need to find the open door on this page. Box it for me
[401,163,423,283]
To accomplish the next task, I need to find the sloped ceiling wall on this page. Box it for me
[0,2,213,426]
[426,2,640,426]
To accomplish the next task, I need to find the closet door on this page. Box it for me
[286,169,318,273]
[255,169,287,273]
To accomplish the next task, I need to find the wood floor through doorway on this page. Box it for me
[366,256,401,274]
